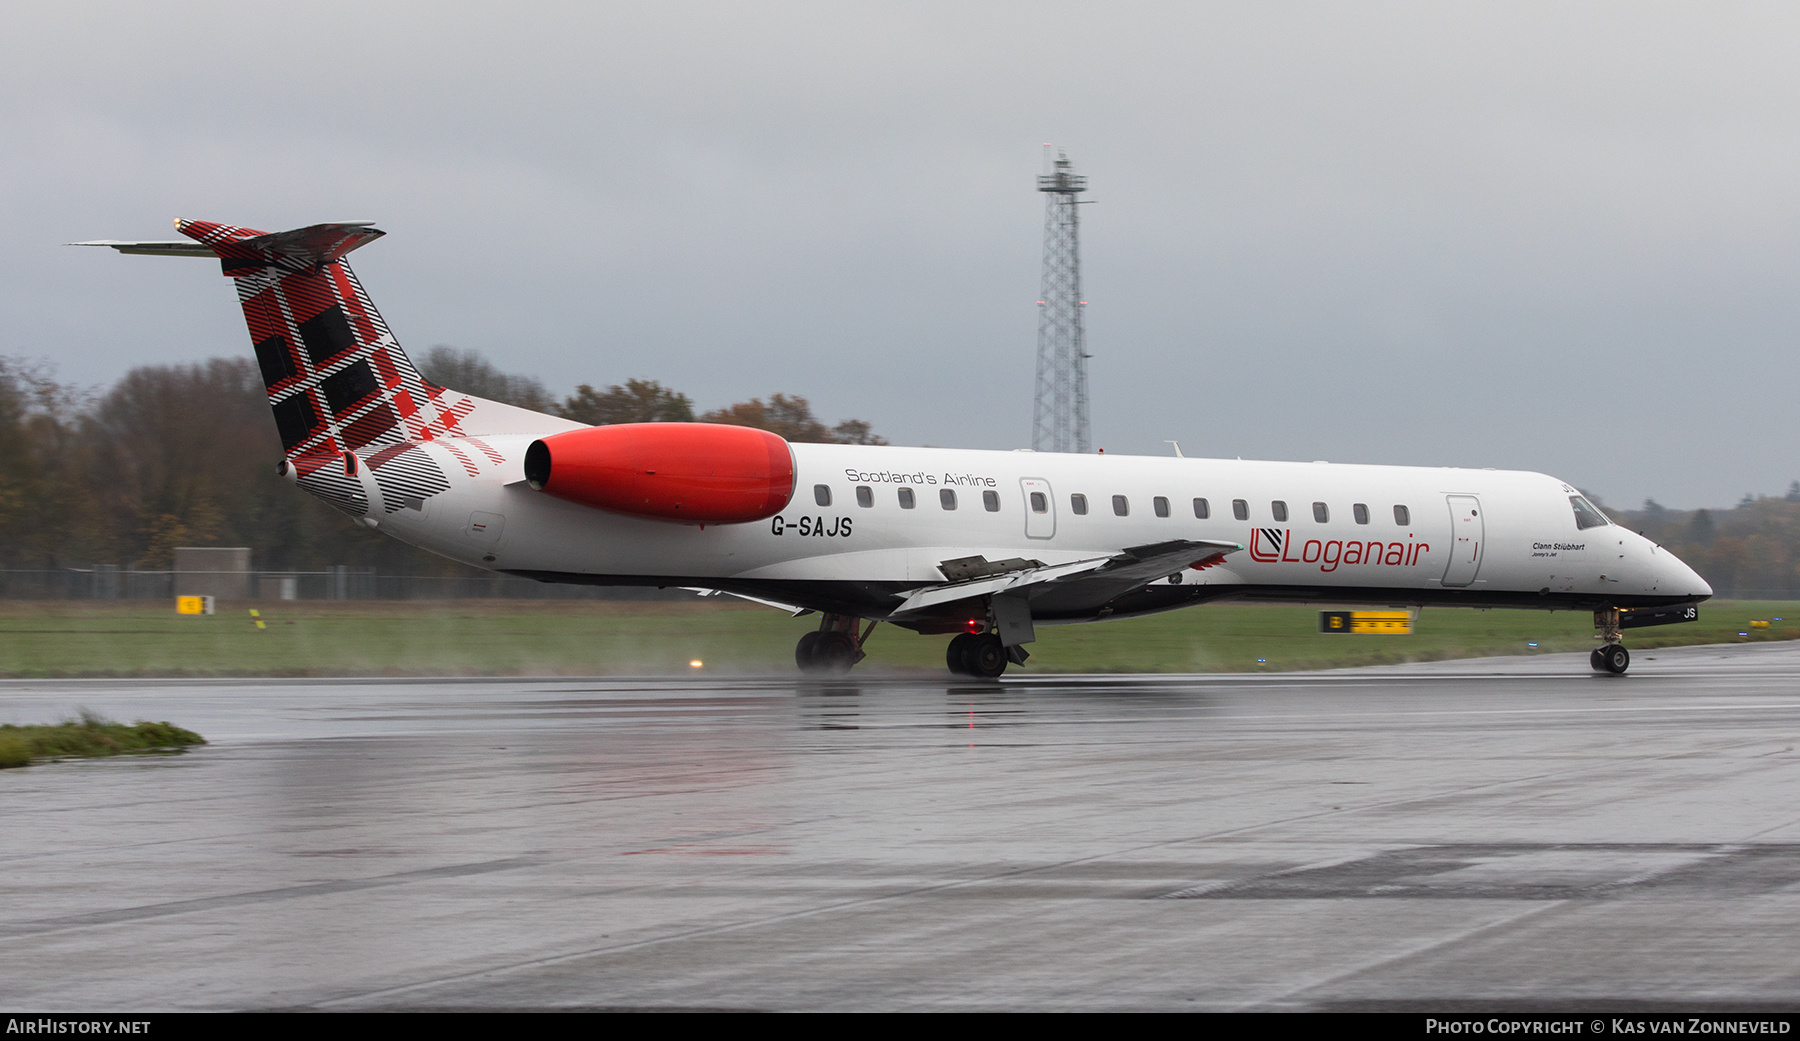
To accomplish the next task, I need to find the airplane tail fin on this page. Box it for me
[78,219,578,515]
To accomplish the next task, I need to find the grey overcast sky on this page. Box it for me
[5,2,1798,508]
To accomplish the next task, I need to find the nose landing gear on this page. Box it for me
[795,614,876,674]
[1592,608,1630,674]
[1590,643,1630,674]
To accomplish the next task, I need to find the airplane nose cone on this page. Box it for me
[1664,549,1712,599]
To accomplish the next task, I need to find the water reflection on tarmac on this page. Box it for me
[6,645,1800,1010]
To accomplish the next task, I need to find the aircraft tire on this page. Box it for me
[965,634,1008,679]
[946,633,976,674]
[816,632,857,673]
[795,631,824,671]
[1590,648,1607,672]
[1602,644,1630,675]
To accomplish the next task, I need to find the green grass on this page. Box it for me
[1024,601,1800,673]
[0,711,206,769]
[0,599,1789,677]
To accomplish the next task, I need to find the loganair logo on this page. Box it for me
[1248,528,1430,573]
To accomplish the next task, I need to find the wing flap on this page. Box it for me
[889,539,1243,617]
[891,556,1113,615]
[1090,539,1241,585]
[682,587,814,617]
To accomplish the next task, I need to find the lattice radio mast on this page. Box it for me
[1031,147,1090,454]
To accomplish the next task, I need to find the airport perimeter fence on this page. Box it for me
[0,568,693,602]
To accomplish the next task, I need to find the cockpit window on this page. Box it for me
[1570,495,1610,530]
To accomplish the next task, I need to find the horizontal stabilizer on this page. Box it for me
[75,220,384,273]
[225,221,384,269]
[69,240,215,257]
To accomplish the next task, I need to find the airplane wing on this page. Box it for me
[889,538,1241,618]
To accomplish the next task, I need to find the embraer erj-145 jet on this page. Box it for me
[79,220,1712,677]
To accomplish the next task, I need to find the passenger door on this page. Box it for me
[1021,478,1055,539]
[1442,495,1483,587]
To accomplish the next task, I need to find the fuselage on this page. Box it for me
[344,436,1713,631]
[85,217,1715,675]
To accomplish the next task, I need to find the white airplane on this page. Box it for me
[78,219,1712,677]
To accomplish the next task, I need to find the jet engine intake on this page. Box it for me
[523,423,796,525]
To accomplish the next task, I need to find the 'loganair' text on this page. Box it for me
[1248,528,1430,572]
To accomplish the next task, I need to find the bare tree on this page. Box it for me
[556,379,694,425]
[701,393,884,445]
[417,346,553,412]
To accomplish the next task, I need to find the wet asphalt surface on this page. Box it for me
[5,643,1800,1010]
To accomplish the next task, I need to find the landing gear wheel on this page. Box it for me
[815,632,857,674]
[946,633,976,675]
[1590,648,1607,673]
[1593,608,1628,675]
[796,631,824,671]
[962,634,1009,679]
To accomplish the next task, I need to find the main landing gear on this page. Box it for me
[1591,608,1630,674]
[795,614,876,674]
[946,632,1009,679]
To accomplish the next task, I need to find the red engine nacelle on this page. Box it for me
[523,423,796,525]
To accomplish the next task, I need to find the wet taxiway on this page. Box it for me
[6,644,1800,1011]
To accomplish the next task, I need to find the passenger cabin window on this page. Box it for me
[1271,501,1289,522]
[1312,502,1329,523]
[814,484,831,507]
[1394,504,1411,526]
[1071,493,1089,515]
[1193,497,1210,519]
[1570,495,1611,530]
[1153,496,1170,518]
[983,490,1001,512]
[1112,495,1130,517]
[1030,492,1048,513]
[898,487,915,509]
[1232,499,1249,521]
[940,489,957,510]
[1353,503,1369,525]
[855,486,873,508]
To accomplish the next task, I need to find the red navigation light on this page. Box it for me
[524,423,795,525]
